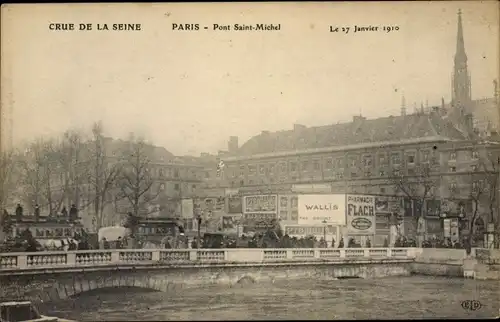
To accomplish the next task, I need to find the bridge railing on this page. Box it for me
[0,247,418,270]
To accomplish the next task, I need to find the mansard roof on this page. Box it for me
[237,112,471,156]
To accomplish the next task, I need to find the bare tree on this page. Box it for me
[56,130,89,211]
[88,121,122,229]
[0,150,15,210]
[466,148,500,248]
[19,139,50,213]
[389,162,439,242]
[116,135,160,218]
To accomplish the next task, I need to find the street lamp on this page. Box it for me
[322,219,327,246]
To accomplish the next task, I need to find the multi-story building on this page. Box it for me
[200,9,500,246]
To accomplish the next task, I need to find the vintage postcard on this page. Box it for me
[0,1,499,321]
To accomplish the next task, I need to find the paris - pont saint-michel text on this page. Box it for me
[172,23,281,31]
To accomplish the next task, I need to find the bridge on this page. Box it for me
[0,247,417,302]
[2,247,498,303]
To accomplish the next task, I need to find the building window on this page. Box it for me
[407,154,415,164]
[449,166,456,173]
[349,157,357,167]
[336,172,344,180]
[450,182,457,192]
[472,181,479,192]
[363,155,373,167]
[174,169,179,178]
[248,165,257,175]
[240,180,244,186]
[380,187,386,194]
[472,151,479,159]
[259,165,266,175]
[280,162,287,173]
[159,169,164,178]
[421,150,430,162]
[269,164,275,174]
[351,172,358,178]
[192,184,197,190]
[470,165,477,172]
[336,158,343,168]
[290,162,297,172]
[301,161,309,171]
[378,154,388,166]
[364,170,372,177]
[325,158,333,169]
[205,171,210,178]
[391,153,401,165]
[379,170,386,177]
[450,152,457,161]
[313,160,320,171]
[174,183,180,191]
[407,168,415,176]
[393,169,401,176]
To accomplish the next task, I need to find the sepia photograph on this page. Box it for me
[0,1,499,320]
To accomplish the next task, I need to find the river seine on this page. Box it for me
[43,276,499,320]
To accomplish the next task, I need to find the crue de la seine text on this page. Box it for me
[48,23,142,31]
[172,23,281,31]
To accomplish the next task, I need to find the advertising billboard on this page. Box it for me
[242,213,277,230]
[346,194,376,235]
[297,194,346,226]
[181,199,194,219]
[243,195,277,213]
[284,225,337,237]
[227,196,243,214]
[278,194,299,222]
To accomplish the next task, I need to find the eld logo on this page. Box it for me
[461,300,483,311]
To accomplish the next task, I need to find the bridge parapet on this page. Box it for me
[0,247,418,271]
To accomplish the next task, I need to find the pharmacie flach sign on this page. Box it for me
[346,194,376,235]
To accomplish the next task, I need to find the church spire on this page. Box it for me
[452,8,471,110]
[455,9,467,62]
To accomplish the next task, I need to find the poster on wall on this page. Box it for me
[285,225,337,237]
[227,197,243,214]
[222,216,237,230]
[277,194,299,222]
[346,194,376,236]
[297,194,346,226]
[243,212,277,230]
[243,195,277,213]
[443,218,451,238]
[181,199,194,219]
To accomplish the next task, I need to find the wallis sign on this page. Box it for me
[297,194,346,226]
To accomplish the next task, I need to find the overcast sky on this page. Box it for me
[1,1,498,156]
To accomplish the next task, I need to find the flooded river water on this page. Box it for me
[43,276,499,320]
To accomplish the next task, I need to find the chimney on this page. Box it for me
[464,113,474,132]
[353,115,366,123]
[293,124,306,131]
[228,136,238,153]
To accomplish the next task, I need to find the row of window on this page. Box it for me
[449,150,480,161]
[227,150,439,178]
[449,180,491,192]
